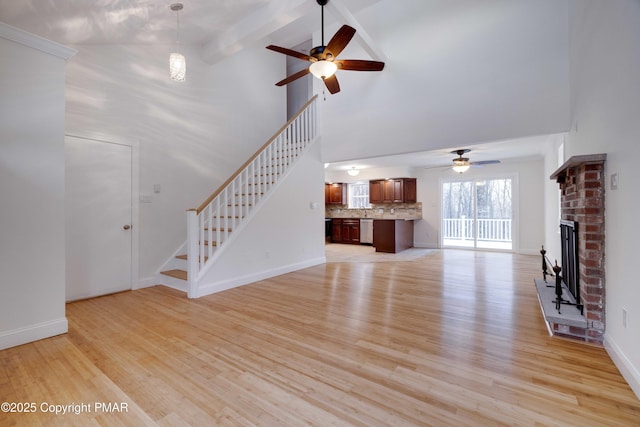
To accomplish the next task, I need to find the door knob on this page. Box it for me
[123,224,131,230]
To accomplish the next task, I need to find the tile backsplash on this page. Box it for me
[325,203,422,220]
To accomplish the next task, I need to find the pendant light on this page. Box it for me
[169,3,186,82]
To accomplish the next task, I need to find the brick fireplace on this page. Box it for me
[549,154,606,344]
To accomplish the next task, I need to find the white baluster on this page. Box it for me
[198,210,205,271]
[215,196,221,250]
[206,205,212,261]
[186,209,198,296]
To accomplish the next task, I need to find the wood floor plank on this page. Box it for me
[1,249,639,426]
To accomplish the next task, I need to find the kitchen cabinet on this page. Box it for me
[325,183,347,205]
[373,219,414,253]
[331,219,342,242]
[369,180,384,204]
[330,218,360,244]
[369,178,416,204]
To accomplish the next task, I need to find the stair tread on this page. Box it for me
[161,269,187,280]
[176,255,208,261]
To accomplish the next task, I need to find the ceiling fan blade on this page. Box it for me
[471,160,501,166]
[422,165,451,170]
[336,59,385,72]
[323,74,340,94]
[275,68,311,87]
[325,25,356,59]
[266,45,313,62]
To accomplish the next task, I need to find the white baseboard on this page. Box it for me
[136,276,160,290]
[194,257,326,299]
[517,248,540,256]
[413,242,439,249]
[604,334,640,400]
[0,318,68,350]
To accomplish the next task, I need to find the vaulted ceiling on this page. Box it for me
[0,0,570,170]
[0,0,379,61]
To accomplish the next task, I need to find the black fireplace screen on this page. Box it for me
[560,220,580,304]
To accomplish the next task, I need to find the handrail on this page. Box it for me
[184,95,319,296]
[195,95,319,214]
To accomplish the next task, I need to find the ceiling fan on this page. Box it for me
[265,0,385,94]
[426,149,501,174]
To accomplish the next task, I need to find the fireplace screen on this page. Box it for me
[560,220,579,305]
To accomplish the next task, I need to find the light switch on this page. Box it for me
[610,173,619,190]
[153,184,161,194]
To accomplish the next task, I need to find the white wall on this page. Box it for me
[0,25,75,349]
[320,0,570,163]
[566,0,640,398]
[195,140,326,297]
[414,157,545,254]
[64,42,286,283]
[542,135,565,262]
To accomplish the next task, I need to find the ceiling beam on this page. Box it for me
[325,0,387,62]
[200,0,314,65]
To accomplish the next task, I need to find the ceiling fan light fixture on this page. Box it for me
[309,60,337,80]
[452,158,470,174]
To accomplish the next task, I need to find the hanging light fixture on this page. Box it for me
[309,0,337,81]
[347,167,360,176]
[452,159,470,174]
[169,3,186,82]
[451,149,471,174]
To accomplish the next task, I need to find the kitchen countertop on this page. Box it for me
[325,204,422,221]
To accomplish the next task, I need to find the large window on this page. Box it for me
[441,178,513,250]
[348,183,371,209]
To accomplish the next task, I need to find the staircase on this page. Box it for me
[159,95,319,297]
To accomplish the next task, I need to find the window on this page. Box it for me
[348,183,371,209]
[441,178,513,250]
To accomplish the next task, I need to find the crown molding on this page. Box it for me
[0,22,76,60]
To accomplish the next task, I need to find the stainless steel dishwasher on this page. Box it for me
[360,218,373,244]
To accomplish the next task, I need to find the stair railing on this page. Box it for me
[186,95,318,292]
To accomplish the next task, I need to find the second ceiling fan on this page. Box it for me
[424,149,501,174]
[266,0,385,94]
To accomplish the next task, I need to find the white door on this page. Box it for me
[65,136,133,301]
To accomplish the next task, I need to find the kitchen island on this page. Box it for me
[372,219,414,253]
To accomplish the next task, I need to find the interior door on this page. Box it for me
[65,136,133,301]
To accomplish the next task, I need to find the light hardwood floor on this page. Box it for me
[2,249,639,426]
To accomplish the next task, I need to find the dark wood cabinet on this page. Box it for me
[403,178,417,203]
[342,219,360,244]
[369,178,416,204]
[331,219,342,242]
[325,183,347,205]
[369,180,384,204]
[330,218,360,244]
[373,219,414,253]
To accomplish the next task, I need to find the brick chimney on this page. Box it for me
[550,154,606,344]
